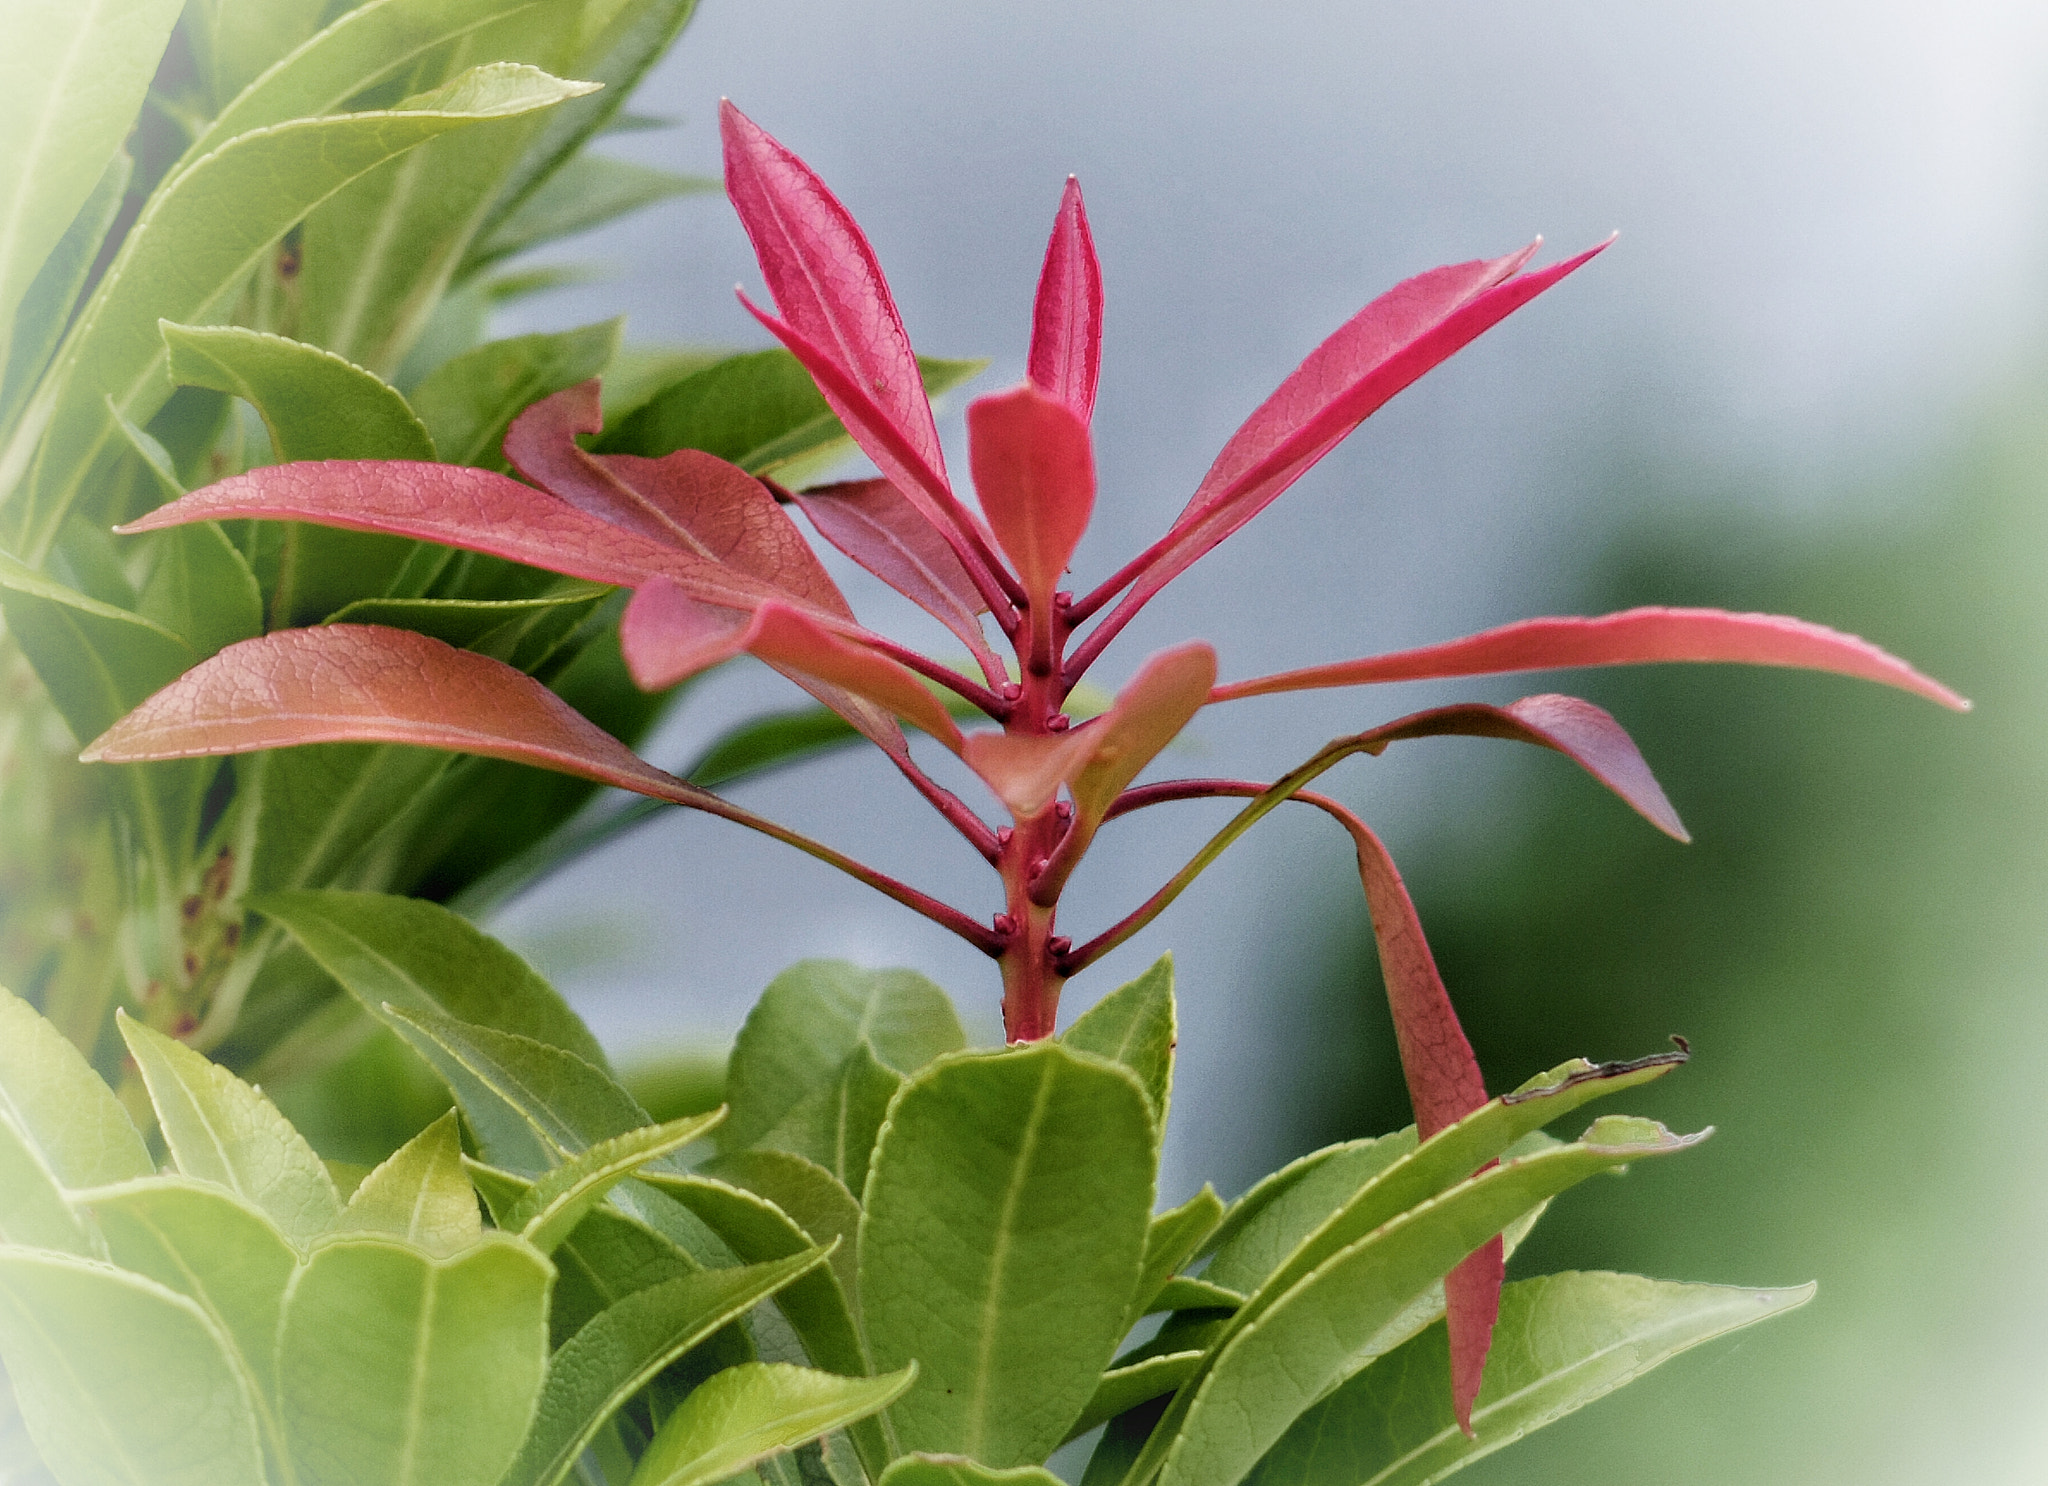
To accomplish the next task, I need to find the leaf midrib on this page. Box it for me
[965,1059,1055,1460]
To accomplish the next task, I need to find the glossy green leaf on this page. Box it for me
[239,742,456,897]
[253,887,609,1069]
[0,549,195,743]
[1145,1278,1242,1315]
[1242,1273,1815,1486]
[0,148,128,439]
[0,1113,94,1254]
[627,1362,916,1486]
[723,960,965,1153]
[277,1231,553,1486]
[685,705,872,788]
[183,0,330,110]
[756,1039,900,1198]
[1066,1352,1205,1445]
[0,1249,267,1486]
[409,318,623,467]
[6,61,596,560]
[1203,1135,1414,1296]
[0,985,151,1187]
[84,1177,297,1400]
[341,1109,485,1255]
[1061,955,1175,1128]
[1129,1186,1223,1324]
[503,1249,831,1486]
[1139,1120,1708,1486]
[861,1044,1157,1467]
[118,1012,342,1243]
[134,521,264,659]
[599,344,727,425]
[880,1458,1066,1486]
[698,1148,862,1301]
[327,587,610,668]
[161,324,436,462]
[469,155,715,271]
[509,1111,725,1253]
[0,0,180,352]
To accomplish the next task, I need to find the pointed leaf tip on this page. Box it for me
[1028,175,1104,422]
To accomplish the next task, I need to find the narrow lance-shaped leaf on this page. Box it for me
[0,147,129,440]
[628,1362,917,1486]
[882,1459,1066,1486]
[339,1110,483,1255]
[160,323,437,462]
[968,384,1095,638]
[1027,175,1105,423]
[1212,604,1971,710]
[507,1111,726,1254]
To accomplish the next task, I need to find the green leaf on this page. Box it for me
[0,549,195,743]
[685,706,873,788]
[502,1250,833,1486]
[83,1177,297,1402]
[1138,1120,1708,1486]
[1066,1353,1206,1446]
[0,1249,268,1486]
[0,0,180,352]
[409,318,622,467]
[698,1148,862,1303]
[277,1231,553,1486]
[5,60,596,560]
[723,960,965,1154]
[326,587,610,668]
[599,344,727,425]
[1129,1186,1223,1323]
[0,985,151,1187]
[861,1044,1158,1467]
[118,1011,342,1244]
[383,1002,649,1172]
[252,888,609,1070]
[879,1458,1067,1486]
[596,350,986,481]
[1,148,128,440]
[1202,1134,1415,1296]
[182,0,330,111]
[161,324,436,462]
[627,1362,917,1486]
[469,155,715,271]
[755,1039,900,1198]
[1241,1273,1815,1486]
[239,742,455,897]
[341,1109,485,1255]
[1061,955,1175,1128]
[134,521,264,659]
[1144,1279,1241,1315]
[0,1113,95,1254]
[509,1111,726,1253]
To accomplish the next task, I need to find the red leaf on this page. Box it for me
[502,381,682,544]
[793,478,999,665]
[1068,641,1217,826]
[1445,1241,1504,1438]
[967,384,1095,623]
[80,624,716,810]
[1211,605,1970,710]
[961,726,1099,819]
[1027,176,1104,422]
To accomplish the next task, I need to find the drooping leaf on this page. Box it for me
[753,1039,900,1199]
[1060,954,1175,1128]
[0,1249,268,1486]
[967,385,1092,623]
[276,1232,553,1486]
[1027,175,1105,423]
[470,155,716,272]
[1127,1184,1224,1323]
[340,1110,484,1255]
[1211,605,1970,711]
[118,1012,342,1243]
[325,587,609,668]
[409,318,623,467]
[1241,1273,1815,1486]
[501,1251,833,1486]
[0,985,152,1188]
[160,324,437,463]
[507,1111,725,1253]
[881,1457,1067,1486]
[251,887,608,1068]
[861,1044,1157,1467]
[721,959,965,1153]
[1065,1352,1205,1446]
[626,1362,916,1486]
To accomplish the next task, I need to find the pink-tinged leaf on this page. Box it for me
[793,478,999,665]
[720,100,949,494]
[622,583,963,751]
[1352,693,1687,841]
[115,462,793,615]
[1068,641,1218,826]
[961,727,1099,819]
[502,381,682,545]
[1445,1240,1504,1437]
[1210,606,1971,711]
[81,624,717,810]
[967,384,1095,625]
[1027,176,1104,422]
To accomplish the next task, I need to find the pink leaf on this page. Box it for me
[1067,641,1217,826]
[1445,1242,1504,1438]
[80,624,717,810]
[793,478,999,665]
[1211,605,1970,710]
[502,381,683,544]
[967,384,1095,624]
[961,727,1099,819]
[1027,176,1104,422]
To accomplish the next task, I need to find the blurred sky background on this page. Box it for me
[484,3,2048,1481]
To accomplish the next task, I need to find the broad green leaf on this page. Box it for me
[1141,1120,1707,1486]
[1144,1278,1242,1315]
[83,1177,296,1401]
[627,1362,916,1486]
[327,587,610,668]
[134,521,264,660]
[0,1248,267,1486]
[253,888,608,1069]
[0,985,151,1187]
[161,324,436,462]
[698,1148,862,1302]
[0,0,181,352]
[277,1231,553,1486]
[468,155,715,271]
[6,61,597,561]
[1061,955,1175,1128]
[240,742,456,897]
[861,1044,1157,1467]
[599,344,727,425]
[1066,1353,1205,1445]
[409,318,622,467]
[118,1012,342,1243]
[183,0,330,111]
[0,549,195,742]
[1241,1273,1815,1486]
[1203,1135,1414,1296]
[880,1458,1066,1486]
[597,351,985,484]
[0,148,128,440]
[342,1109,485,1255]
[509,1111,725,1253]
[502,1250,832,1486]
[0,1113,95,1254]
[722,960,965,1153]
[1129,1186,1223,1324]
[756,1039,900,1198]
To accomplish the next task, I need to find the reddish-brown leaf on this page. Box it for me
[502,380,683,544]
[793,478,998,664]
[961,727,1099,819]
[1068,642,1217,825]
[1210,605,1970,710]
[967,384,1095,623]
[1027,176,1104,422]
[1444,1240,1505,1438]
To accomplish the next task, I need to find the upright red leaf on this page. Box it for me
[961,726,1100,819]
[1027,176,1104,422]
[967,384,1095,632]
[1210,606,1971,710]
